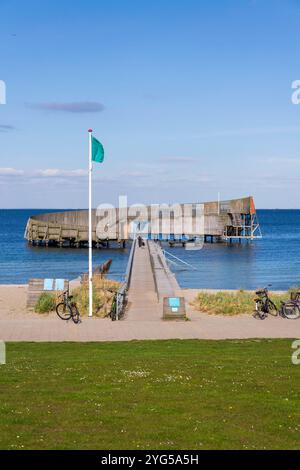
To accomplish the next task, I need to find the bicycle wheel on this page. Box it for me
[281,303,300,320]
[110,298,117,321]
[56,302,72,320]
[71,304,81,324]
[267,300,278,317]
[253,300,267,320]
[253,312,267,320]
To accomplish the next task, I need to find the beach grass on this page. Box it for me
[34,293,56,313]
[34,278,120,317]
[191,290,288,315]
[0,340,299,450]
[72,278,120,317]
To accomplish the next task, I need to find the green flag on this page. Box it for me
[92,136,104,163]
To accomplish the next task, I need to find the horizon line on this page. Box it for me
[0,207,299,211]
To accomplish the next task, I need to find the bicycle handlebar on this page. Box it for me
[57,290,69,300]
[256,284,272,295]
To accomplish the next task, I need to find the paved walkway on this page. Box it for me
[1,311,300,342]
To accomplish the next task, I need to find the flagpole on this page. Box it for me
[88,129,93,317]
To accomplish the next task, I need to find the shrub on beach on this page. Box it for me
[72,278,120,317]
[288,285,300,299]
[191,290,287,316]
[35,293,56,313]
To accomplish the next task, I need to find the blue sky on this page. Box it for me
[1,0,300,208]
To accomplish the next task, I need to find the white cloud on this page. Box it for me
[160,156,196,163]
[27,101,105,113]
[35,169,88,178]
[121,171,148,178]
[0,167,24,175]
[267,157,300,166]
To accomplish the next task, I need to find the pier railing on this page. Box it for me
[148,241,180,300]
[115,238,136,320]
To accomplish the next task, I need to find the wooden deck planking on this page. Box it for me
[126,241,160,320]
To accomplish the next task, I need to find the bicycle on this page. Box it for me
[254,286,300,320]
[280,291,300,320]
[253,286,278,320]
[109,291,118,321]
[107,288,126,321]
[56,291,81,324]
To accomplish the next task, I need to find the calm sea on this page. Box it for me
[0,210,130,285]
[0,209,300,290]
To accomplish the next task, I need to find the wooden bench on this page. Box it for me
[26,278,69,310]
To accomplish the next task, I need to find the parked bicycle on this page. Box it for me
[56,291,81,324]
[109,290,118,321]
[253,286,277,320]
[281,290,300,320]
[253,286,300,320]
[107,288,126,321]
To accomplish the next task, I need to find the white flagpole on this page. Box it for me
[88,129,93,317]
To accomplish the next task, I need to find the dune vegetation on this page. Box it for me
[72,278,120,317]
[191,289,289,316]
[35,277,120,317]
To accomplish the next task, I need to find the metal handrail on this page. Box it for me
[115,238,136,320]
[124,238,136,288]
[223,223,262,239]
[163,249,197,270]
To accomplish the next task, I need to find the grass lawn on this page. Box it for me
[0,340,299,450]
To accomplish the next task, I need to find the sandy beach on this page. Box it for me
[0,285,29,318]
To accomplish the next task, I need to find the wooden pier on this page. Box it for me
[24,196,261,248]
[126,240,181,320]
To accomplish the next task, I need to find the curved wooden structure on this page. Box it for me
[24,196,261,247]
